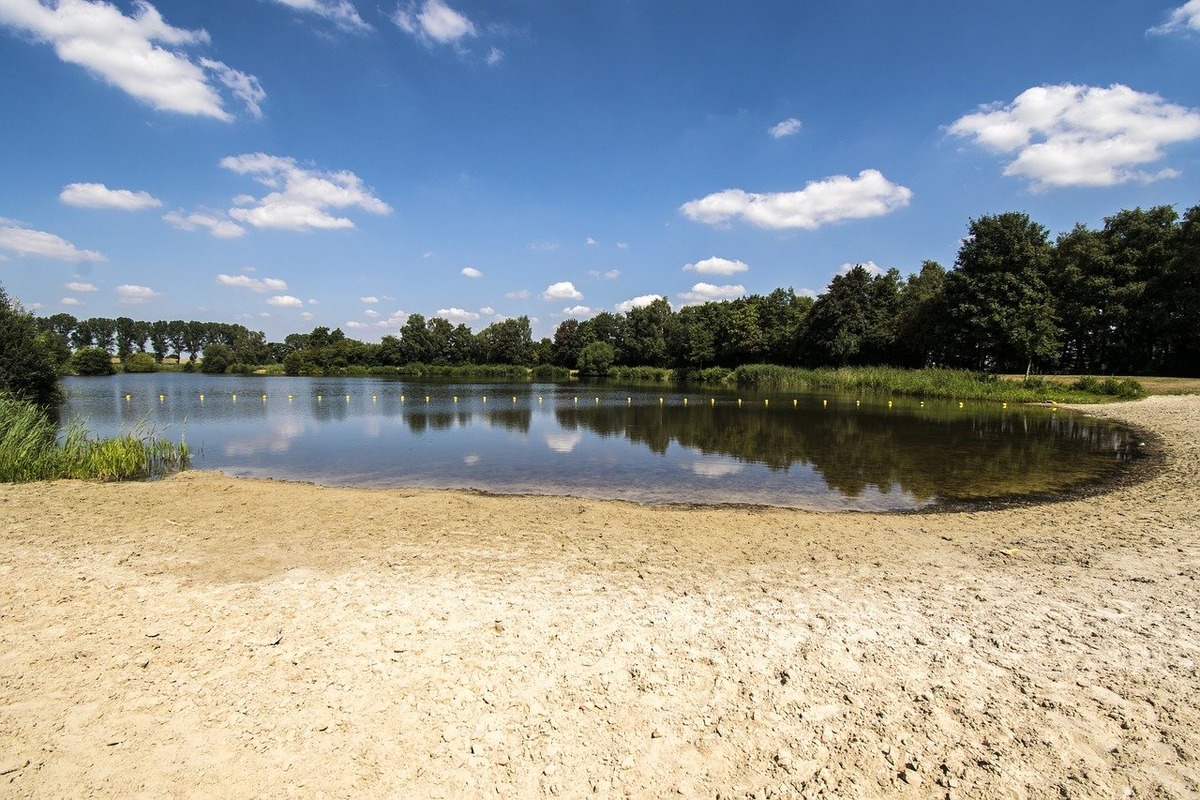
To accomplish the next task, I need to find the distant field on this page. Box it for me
[1005,375,1200,396]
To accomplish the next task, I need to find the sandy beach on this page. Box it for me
[1,394,1198,798]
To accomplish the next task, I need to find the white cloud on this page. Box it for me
[505,289,530,299]
[585,237,598,246]
[544,431,582,454]
[217,273,288,292]
[461,266,483,278]
[0,0,261,121]
[65,281,98,292]
[769,117,802,139]
[948,84,1200,190]
[542,281,583,301]
[479,306,495,315]
[616,242,629,249]
[359,295,379,303]
[562,305,592,316]
[266,0,370,33]
[307,298,319,305]
[604,269,620,279]
[61,296,83,306]
[527,240,560,252]
[683,256,749,276]
[378,309,408,327]
[301,311,315,320]
[163,210,246,238]
[0,218,106,262]
[363,309,380,318]
[437,307,480,323]
[614,294,663,313]
[267,295,304,307]
[837,261,885,277]
[392,0,475,45]
[680,170,912,230]
[486,46,503,65]
[1149,0,1200,34]
[199,58,265,119]
[676,283,745,306]
[690,459,744,478]
[221,153,391,231]
[115,284,160,304]
[60,182,161,210]
[345,321,369,329]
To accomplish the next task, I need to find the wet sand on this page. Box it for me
[1,395,1198,798]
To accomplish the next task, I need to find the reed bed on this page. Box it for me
[0,394,189,483]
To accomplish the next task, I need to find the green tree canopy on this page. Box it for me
[0,284,61,406]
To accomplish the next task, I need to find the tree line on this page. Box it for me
[17,200,1200,383]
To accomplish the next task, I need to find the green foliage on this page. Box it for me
[72,347,117,376]
[201,343,235,374]
[227,362,256,374]
[123,352,157,373]
[1068,376,1145,399]
[530,364,571,380]
[577,341,616,375]
[0,393,189,483]
[607,365,671,382]
[0,284,61,406]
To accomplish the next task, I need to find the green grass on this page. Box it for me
[721,365,1146,403]
[0,393,189,483]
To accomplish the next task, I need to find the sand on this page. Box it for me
[1,394,1198,799]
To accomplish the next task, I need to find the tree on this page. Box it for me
[201,343,235,374]
[1101,205,1180,372]
[0,284,61,406]
[1154,203,1200,375]
[551,319,584,367]
[797,265,901,366]
[398,314,431,363]
[71,347,117,377]
[893,261,946,368]
[941,213,1057,375]
[621,297,672,367]
[577,341,615,375]
[123,352,157,373]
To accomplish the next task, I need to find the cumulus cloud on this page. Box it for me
[505,289,530,299]
[345,321,369,329]
[65,281,98,292]
[837,261,885,277]
[267,295,304,307]
[378,308,408,327]
[585,237,598,246]
[60,182,161,210]
[437,307,480,323]
[115,284,160,304]
[363,309,380,318]
[266,0,370,32]
[677,283,745,306]
[542,281,583,301]
[680,170,912,230]
[1148,0,1200,34]
[61,296,84,306]
[614,294,663,313]
[0,0,263,121]
[163,210,246,238]
[562,305,591,316]
[683,256,749,276]
[479,306,495,315]
[769,117,802,139]
[217,273,288,292]
[0,218,106,262]
[392,0,475,45]
[461,266,483,278]
[604,269,620,279]
[359,295,379,303]
[221,153,391,231]
[948,83,1200,190]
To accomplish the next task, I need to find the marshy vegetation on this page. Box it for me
[0,393,189,483]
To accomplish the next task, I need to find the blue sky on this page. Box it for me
[2,0,1199,342]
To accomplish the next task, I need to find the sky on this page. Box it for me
[1,0,1199,343]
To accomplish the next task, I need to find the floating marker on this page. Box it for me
[627,397,632,404]
[1002,402,1008,409]
[512,396,516,403]
[710,398,715,406]
[959,401,964,408]
[482,395,487,403]
[400,395,405,402]
[793,399,797,408]
[855,399,860,407]
[919,401,924,407]
[345,395,350,402]
[372,395,377,402]
[737,398,743,407]
[288,394,293,401]
[159,394,165,402]
[573,396,578,404]
[683,397,688,406]
[659,397,664,405]
[764,399,769,407]
[262,394,267,403]
[822,399,827,407]
[888,400,893,408]
[426,396,430,403]
[317,395,322,402]
[453,396,458,403]
[595,397,599,404]
[538,396,543,403]
[199,394,204,402]
[125,394,131,401]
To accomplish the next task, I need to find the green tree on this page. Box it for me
[797,266,901,366]
[1154,203,1200,375]
[123,352,157,373]
[621,297,672,367]
[1101,205,1180,372]
[398,314,430,363]
[0,284,61,406]
[941,213,1057,375]
[577,341,616,375]
[893,261,947,368]
[201,343,235,374]
[71,347,117,377]
[551,319,584,367]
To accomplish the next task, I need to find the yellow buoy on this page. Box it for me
[288,394,293,401]
[262,394,267,402]
[199,394,204,402]
[538,396,543,403]
[372,395,377,402]
[822,399,827,407]
[125,394,130,401]
[345,394,350,402]
[573,396,578,404]
[232,394,237,402]
[426,395,430,403]
[627,397,632,404]
[317,395,322,402]
[400,395,405,402]
[512,396,516,403]
[888,400,893,408]
[482,395,487,402]
[453,396,458,403]
[793,399,797,408]
[159,394,165,402]
[710,398,715,406]
[1002,402,1008,409]
[683,397,688,406]
[595,397,599,404]
[764,398,769,407]
[659,397,664,404]
[959,401,964,408]
[737,398,743,407]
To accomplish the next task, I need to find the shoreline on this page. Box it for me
[2,394,1198,797]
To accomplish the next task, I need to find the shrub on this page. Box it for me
[72,347,117,376]
[577,341,615,376]
[227,362,255,374]
[201,343,235,374]
[123,352,157,373]
[0,284,61,406]
[530,364,571,380]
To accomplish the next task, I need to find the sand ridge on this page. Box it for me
[1,395,1198,798]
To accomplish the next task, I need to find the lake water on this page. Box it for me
[59,373,1143,511]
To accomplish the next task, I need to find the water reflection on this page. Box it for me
[59,375,1139,510]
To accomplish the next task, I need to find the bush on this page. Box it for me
[123,352,157,373]
[72,347,117,376]
[1069,375,1144,399]
[201,343,235,374]
[577,341,615,376]
[0,284,61,406]
[227,362,255,374]
[530,364,571,380]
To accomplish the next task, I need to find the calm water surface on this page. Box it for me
[59,373,1142,510]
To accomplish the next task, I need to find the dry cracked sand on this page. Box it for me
[1,394,1198,798]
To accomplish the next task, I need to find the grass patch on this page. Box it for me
[721,365,1147,403]
[0,393,189,483]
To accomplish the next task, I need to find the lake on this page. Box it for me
[59,373,1143,511]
